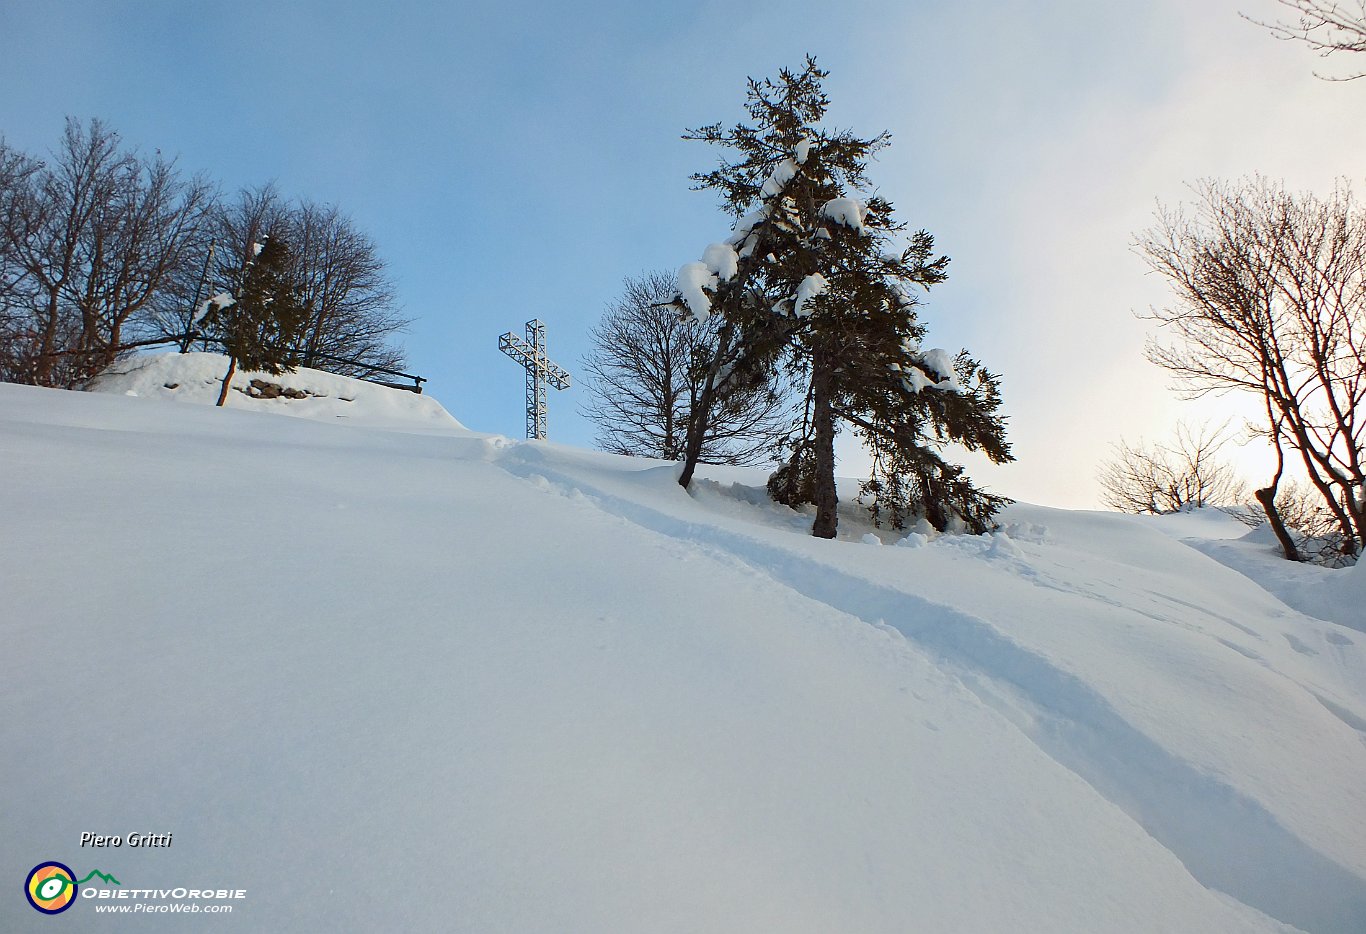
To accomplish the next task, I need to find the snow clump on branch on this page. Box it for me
[897,345,960,394]
[677,263,717,323]
[676,242,741,322]
[917,348,958,385]
[821,198,868,236]
[702,242,739,282]
[762,159,799,198]
[193,292,236,325]
[793,273,828,318]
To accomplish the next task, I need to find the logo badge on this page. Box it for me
[25,862,78,914]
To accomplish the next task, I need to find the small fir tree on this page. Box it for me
[203,236,311,406]
[671,58,1012,537]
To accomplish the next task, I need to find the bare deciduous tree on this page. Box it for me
[582,271,790,464]
[1139,178,1366,557]
[1098,421,1247,514]
[0,138,44,380]
[1246,1,1366,79]
[290,200,406,376]
[0,119,214,387]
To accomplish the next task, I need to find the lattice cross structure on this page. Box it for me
[498,319,571,440]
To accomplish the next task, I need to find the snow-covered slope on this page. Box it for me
[87,351,462,430]
[3,382,1364,933]
[1160,516,1366,634]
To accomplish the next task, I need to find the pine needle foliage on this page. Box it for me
[200,235,311,406]
[218,236,310,376]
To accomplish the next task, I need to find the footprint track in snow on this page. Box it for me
[492,450,1366,934]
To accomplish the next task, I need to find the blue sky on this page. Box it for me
[3,0,1363,507]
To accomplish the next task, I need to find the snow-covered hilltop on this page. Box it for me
[3,382,1364,933]
[86,351,463,430]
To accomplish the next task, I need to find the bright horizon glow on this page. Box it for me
[2,0,1362,509]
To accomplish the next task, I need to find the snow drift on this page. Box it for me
[2,381,1364,933]
[86,351,462,430]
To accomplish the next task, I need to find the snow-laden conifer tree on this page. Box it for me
[200,236,311,406]
[670,58,1012,537]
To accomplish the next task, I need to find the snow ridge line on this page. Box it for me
[495,449,1366,934]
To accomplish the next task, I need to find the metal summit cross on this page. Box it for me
[498,319,571,440]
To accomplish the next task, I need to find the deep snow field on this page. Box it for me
[3,354,1365,933]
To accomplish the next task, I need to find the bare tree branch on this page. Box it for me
[1097,421,1247,514]
[1138,177,1366,556]
[0,119,214,387]
[1244,0,1366,79]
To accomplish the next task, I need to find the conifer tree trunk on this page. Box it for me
[216,358,236,407]
[810,351,839,539]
